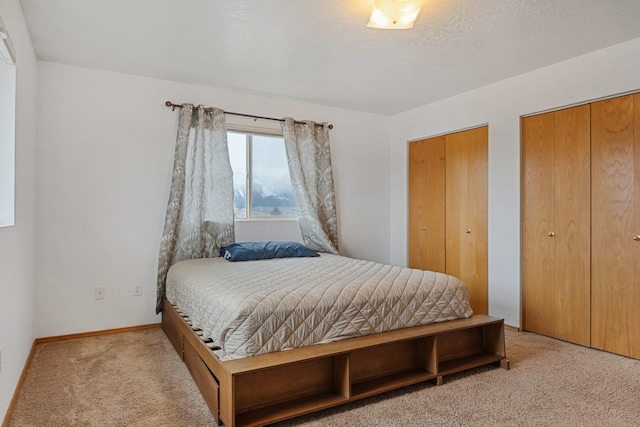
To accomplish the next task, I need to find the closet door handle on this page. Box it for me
[420,227,427,231]
[465,228,471,234]
[547,232,555,237]
[634,235,640,241]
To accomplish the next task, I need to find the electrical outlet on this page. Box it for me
[95,287,105,300]
[134,284,142,296]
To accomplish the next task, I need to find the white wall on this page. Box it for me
[235,219,302,243]
[390,37,640,327]
[35,62,391,337]
[0,0,37,421]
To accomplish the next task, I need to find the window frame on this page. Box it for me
[0,14,16,228]
[226,118,297,221]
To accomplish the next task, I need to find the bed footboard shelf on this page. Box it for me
[161,298,509,427]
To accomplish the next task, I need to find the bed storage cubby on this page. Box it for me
[235,355,349,412]
[234,354,350,426]
[162,299,509,427]
[437,320,508,376]
[350,337,437,398]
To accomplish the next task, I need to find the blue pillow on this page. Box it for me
[220,241,319,262]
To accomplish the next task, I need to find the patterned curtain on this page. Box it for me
[156,104,235,313]
[282,118,339,254]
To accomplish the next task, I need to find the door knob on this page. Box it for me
[465,229,471,234]
[634,235,640,241]
[547,232,555,237]
[420,227,427,231]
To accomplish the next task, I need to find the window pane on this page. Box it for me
[227,132,247,219]
[251,135,297,217]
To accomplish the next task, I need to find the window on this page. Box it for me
[228,131,297,219]
[0,15,16,227]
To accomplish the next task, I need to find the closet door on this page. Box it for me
[446,126,488,315]
[522,105,591,346]
[591,94,640,358]
[408,136,446,272]
[522,112,555,337]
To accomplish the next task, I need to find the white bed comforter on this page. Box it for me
[165,254,473,360]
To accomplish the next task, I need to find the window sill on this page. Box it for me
[235,217,298,222]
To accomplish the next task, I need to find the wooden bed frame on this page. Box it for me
[162,298,509,427]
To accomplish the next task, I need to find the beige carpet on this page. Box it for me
[7,328,640,426]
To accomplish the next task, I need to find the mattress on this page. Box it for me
[165,254,473,360]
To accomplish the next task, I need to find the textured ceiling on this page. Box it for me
[19,0,640,115]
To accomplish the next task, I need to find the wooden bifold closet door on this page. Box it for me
[521,105,591,347]
[591,94,640,359]
[408,126,488,315]
[522,94,640,359]
[408,136,446,273]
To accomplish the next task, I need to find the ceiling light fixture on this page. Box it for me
[0,16,16,65]
[367,0,424,30]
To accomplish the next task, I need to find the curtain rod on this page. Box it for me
[165,101,333,129]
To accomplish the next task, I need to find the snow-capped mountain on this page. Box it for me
[233,174,296,212]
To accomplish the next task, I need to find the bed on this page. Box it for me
[161,252,509,427]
